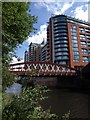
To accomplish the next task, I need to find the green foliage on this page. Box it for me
[2,92,12,111]
[2,85,58,120]
[0,92,2,116]
[2,2,37,64]
[2,66,15,92]
[60,111,70,120]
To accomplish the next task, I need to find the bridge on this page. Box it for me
[9,62,78,76]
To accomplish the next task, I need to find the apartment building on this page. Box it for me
[24,43,41,62]
[24,50,29,62]
[46,14,90,68]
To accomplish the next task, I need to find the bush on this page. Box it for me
[2,85,59,120]
[2,66,15,92]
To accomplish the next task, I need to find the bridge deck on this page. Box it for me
[9,62,78,76]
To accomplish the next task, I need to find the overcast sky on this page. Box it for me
[12,1,89,64]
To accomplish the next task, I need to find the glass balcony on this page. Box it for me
[55,52,68,56]
[55,56,69,60]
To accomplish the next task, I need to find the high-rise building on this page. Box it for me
[24,43,42,62]
[28,42,41,62]
[24,50,29,62]
[46,14,90,68]
[41,43,48,62]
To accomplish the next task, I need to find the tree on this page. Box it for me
[2,2,37,64]
[2,2,37,93]
[2,2,37,89]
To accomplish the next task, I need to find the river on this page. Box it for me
[6,83,90,119]
[40,88,90,119]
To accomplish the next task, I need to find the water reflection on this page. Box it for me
[6,83,22,96]
[40,89,90,119]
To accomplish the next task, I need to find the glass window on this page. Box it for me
[85,29,90,33]
[60,44,68,47]
[73,48,79,51]
[74,55,79,59]
[82,56,88,60]
[71,32,77,36]
[73,59,79,62]
[55,52,68,56]
[55,56,68,60]
[73,51,79,55]
[60,61,67,64]
[81,42,87,47]
[79,28,85,32]
[83,60,88,62]
[71,29,77,32]
[70,25,76,29]
[54,29,67,33]
[86,35,90,39]
[72,43,78,48]
[82,49,88,54]
[72,40,78,43]
[82,56,88,62]
[54,17,66,21]
[72,36,77,40]
[87,42,90,47]
[55,48,68,52]
[81,42,86,45]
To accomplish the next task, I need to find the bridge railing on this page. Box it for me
[9,62,77,76]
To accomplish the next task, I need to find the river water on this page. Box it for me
[7,83,90,119]
[40,88,90,119]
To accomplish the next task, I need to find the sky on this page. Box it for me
[11,0,90,64]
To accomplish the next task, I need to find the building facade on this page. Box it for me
[24,50,29,62]
[41,43,48,62]
[24,43,41,62]
[46,15,90,68]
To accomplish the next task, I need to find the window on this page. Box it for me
[72,36,77,40]
[55,52,68,56]
[54,29,67,33]
[71,32,77,36]
[82,56,88,62]
[79,28,85,33]
[72,40,78,43]
[81,42,86,45]
[71,29,77,32]
[73,51,79,55]
[81,42,87,47]
[55,48,68,52]
[74,59,79,62]
[85,29,90,33]
[82,49,88,54]
[54,17,66,22]
[74,55,79,59]
[86,35,90,39]
[73,48,79,51]
[70,25,76,29]
[87,42,90,47]
[72,43,78,48]
[80,34,86,40]
[73,55,80,62]
[60,61,67,64]
[55,56,68,60]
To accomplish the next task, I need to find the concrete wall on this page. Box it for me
[31,77,58,87]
